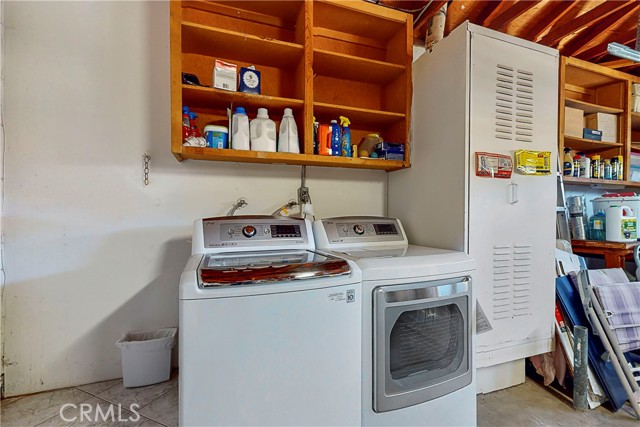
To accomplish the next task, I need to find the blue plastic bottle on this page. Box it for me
[340,116,352,157]
[589,210,606,241]
[330,120,341,157]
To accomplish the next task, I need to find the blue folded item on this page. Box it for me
[375,142,405,160]
[556,275,629,412]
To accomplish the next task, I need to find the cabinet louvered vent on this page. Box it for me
[495,65,534,143]
[491,244,533,320]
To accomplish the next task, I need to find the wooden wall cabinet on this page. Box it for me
[559,56,640,187]
[170,0,412,172]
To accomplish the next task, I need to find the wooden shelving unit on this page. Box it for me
[170,0,413,171]
[559,56,630,186]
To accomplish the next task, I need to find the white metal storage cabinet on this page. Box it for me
[389,22,558,393]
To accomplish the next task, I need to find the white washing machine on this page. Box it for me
[180,215,362,426]
[313,216,477,427]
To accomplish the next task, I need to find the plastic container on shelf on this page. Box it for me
[340,116,352,157]
[588,210,606,241]
[204,125,228,149]
[592,195,640,224]
[605,206,637,242]
[603,159,613,180]
[563,147,573,176]
[115,328,177,388]
[250,108,277,152]
[231,107,250,150]
[277,108,300,154]
[578,152,591,178]
[330,120,341,157]
[591,155,601,179]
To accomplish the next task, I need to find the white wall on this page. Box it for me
[2,1,386,396]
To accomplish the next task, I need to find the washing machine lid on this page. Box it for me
[198,250,351,287]
[328,245,476,281]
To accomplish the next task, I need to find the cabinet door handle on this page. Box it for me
[509,183,519,205]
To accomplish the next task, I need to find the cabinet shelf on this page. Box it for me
[565,98,623,115]
[181,22,304,67]
[182,85,303,112]
[313,49,405,84]
[563,176,640,188]
[563,135,622,152]
[313,102,405,127]
[177,147,407,171]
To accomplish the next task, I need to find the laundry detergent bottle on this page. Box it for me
[339,116,352,157]
[605,206,637,242]
[231,106,250,150]
[250,108,277,152]
[330,120,341,157]
[277,108,300,153]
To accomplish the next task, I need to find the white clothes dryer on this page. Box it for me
[180,216,362,426]
[313,216,477,427]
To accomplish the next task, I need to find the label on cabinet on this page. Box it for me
[475,152,513,178]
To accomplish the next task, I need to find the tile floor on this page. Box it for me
[1,372,177,427]
[2,373,639,426]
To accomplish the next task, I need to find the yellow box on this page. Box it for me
[564,106,583,138]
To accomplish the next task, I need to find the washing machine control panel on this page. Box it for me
[318,217,406,245]
[201,216,308,250]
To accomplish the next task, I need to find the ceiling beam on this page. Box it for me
[561,2,640,57]
[517,0,579,41]
[486,0,542,31]
[475,1,504,27]
[599,59,636,69]
[538,1,633,47]
[577,29,637,62]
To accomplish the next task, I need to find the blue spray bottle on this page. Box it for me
[330,120,341,157]
[339,116,351,157]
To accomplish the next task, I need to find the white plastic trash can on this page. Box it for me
[115,327,177,388]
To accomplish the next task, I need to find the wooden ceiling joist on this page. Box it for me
[516,0,579,41]
[538,1,634,47]
[560,2,640,57]
[485,0,542,31]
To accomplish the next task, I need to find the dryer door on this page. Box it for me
[373,277,472,412]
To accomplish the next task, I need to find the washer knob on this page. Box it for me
[353,224,365,235]
[242,225,257,238]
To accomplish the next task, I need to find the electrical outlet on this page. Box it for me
[298,186,310,204]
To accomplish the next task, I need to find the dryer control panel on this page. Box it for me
[313,216,407,249]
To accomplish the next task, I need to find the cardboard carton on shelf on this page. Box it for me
[584,112,617,143]
[564,106,583,138]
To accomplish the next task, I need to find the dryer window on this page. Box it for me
[389,305,464,380]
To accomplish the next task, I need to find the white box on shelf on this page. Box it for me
[213,60,237,92]
[584,112,617,143]
[564,106,583,138]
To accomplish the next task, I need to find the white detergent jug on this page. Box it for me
[231,106,250,150]
[605,206,637,242]
[250,108,277,152]
[278,108,300,153]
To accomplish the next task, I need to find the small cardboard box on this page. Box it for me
[584,112,617,143]
[564,106,583,138]
[239,67,261,94]
[213,60,237,92]
[582,128,602,141]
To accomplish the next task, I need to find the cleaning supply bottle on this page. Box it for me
[591,154,601,179]
[182,106,192,140]
[339,116,352,157]
[578,152,591,178]
[231,106,250,150]
[313,119,319,155]
[563,147,573,176]
[189,111,201,138]
[250,108,277,152]
[589,210,606,241]
[606,206,637,242]
[573,155,581,178]
[616,155,624,180]
[603,159,613,180]
[278,108,300,153]
[330,120,341,157]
